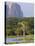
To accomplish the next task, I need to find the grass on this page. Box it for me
[17,35,34,43]
[6,35,16,38]
[25,35,34,40]
[18,35,34,40]
[6,42,16,44]
[25,35,34,43]
[6,35,34,44]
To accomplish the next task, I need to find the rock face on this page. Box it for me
[5,2,23,17]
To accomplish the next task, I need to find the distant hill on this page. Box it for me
[5,2,23,17]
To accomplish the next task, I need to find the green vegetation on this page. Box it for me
[6,17,34,43]
[17,35,34,40]
[6,17,34,37]
[6,42,16,44]
[6,35,16,38]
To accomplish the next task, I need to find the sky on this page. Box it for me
[18,3,34,17]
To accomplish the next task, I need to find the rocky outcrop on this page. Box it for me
[5,2,23,17]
